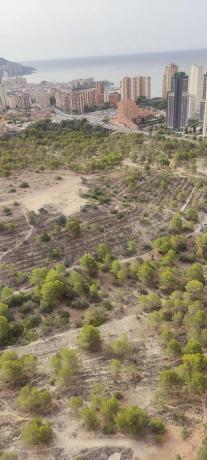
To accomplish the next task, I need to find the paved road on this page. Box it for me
[52,108,150,135]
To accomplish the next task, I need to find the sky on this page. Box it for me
[1,0,207,62]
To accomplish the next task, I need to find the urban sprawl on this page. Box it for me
[0,63,207,137]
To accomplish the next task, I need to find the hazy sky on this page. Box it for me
[1,0,207,61]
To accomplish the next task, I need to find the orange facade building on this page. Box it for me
[112,100,153,129]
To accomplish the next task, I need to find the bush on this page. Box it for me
[55,214,67,226]
[0,351,36,387]
[184,339,202,355]
[171,235,187,252]
[23,314,40,330]
[19,181,30,188]
[189,372,207,394]
[80,253,98,275]
[18,385,52,413]
[186,263,204,283]
[50,348,79,386]
[127,240,136,255]
[197,440,207,460]
[40,232,51,242]
[153,236,172,255]
[137,261,156,288]
[96,243,111,261]
[115,406,148,435]
[21,417,53,445]
[41,279,65,306]
[169,213,183,233]
[0,302,9,318]
[84,306,107,327]
[159,369,181,394]
[159,267,178,292]
[100,396,120,423]
[139,293,161,312]
[29,267,48,287]
[80,406,99,430]
[167,339,182,357]
[0,453,18,460]
[78,325,101,351]
[185,207,198,222]
[0,315,9,343]
[69,271,87,295]
[150,418,166,434]
[108,335,132,360]
[110,359,122,380]
[69,396,83,416]
[185,280,204,299]
[66,218,81,237]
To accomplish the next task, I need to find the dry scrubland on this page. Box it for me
[1,120,207,459]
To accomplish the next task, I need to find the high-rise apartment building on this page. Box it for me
[162,63,179,99]
[188,64,204,119]
[121,77,131,100]
[203,73,207,100]
[95,81,105,106]
[0,83,8,107]
[7,92,31,109]
[203,99,207,137]
[104,90,120,107]
[35,90,50,107]
[121,76,151,101]
[136,76,151,99]
[55,87,100,114]
[199,100,206,123]
[167,72,189,131]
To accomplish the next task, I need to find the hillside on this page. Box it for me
[1,120,207,459]
[0,57,35,77]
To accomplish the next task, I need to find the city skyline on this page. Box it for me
[1,58,207,136]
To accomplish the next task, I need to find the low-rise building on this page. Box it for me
[112,99,153,129]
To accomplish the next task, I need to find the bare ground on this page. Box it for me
[0,166,206,459]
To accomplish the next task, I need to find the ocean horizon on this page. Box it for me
[23,48,207,97]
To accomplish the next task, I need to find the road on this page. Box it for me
[52,108,150,135]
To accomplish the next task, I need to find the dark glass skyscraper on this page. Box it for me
[167,72,189,131]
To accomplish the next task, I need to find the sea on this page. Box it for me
[23,48,207,98]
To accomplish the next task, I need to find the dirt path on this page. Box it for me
[55,430,157,459]
[11,315,141,358]
[180,186,196,212]
[0,211,34,262]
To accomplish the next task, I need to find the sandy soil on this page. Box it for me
[196,158,207,176]
[9,313,166,459]
[12,314,145,359]
[151,423,203,460]
[10,310,204,460]
[0,169,88,216]
[1,166,205,459]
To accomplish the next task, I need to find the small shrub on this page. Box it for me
[21,417,52,445]
[84,306,107,327]
[150,418,166,434]
[0,453,18,460]
[19,181,30,188]
[50,348,79,386]
[18,385,52,413]
[108,335,132,360]
[40,232,51,242]
[115,406,148,435]
[69,396,83,416]
[78,325,101,351]
[80,406,99,430]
